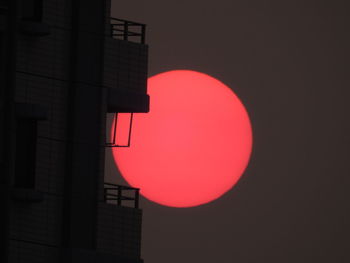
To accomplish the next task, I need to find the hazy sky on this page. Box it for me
[106,1,349,262]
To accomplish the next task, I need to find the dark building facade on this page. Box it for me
[0,0,149,262]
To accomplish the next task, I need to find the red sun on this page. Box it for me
[111,70,252,207]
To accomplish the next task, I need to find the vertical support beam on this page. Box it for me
[0,1,18,262]
[62,0,106,260]
[117,185,122,206]
[141,24,146,44]
[127,113,134,147]
[111,113,117,145]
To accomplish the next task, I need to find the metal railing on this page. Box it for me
[104,182,140,208]
[110,17,146,44]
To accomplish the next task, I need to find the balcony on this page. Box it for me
[104,18,149,113]
[104,182,140,208]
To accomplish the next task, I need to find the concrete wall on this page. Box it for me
[104,38,148,94]
[7,0,147,262]
[97,203,143,260]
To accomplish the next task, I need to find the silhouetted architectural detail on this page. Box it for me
[106,113,134,148]
[19,0,50,36]
[0,0,148,262]
[104,183,140,208]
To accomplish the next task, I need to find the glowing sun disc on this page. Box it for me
[112,70,253,207]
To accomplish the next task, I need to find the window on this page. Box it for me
[21,0,43,22]
[14,118,37,188]
[0,0,7,16]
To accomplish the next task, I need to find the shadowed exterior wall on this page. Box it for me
[0,0,148,262]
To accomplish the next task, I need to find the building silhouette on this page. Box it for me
[0,0,149,262]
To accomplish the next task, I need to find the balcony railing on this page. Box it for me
[104,182,140,208]
[110,17,146,44]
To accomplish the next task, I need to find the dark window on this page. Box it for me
[0,0,7,16]
[14,118,37,188]
[21,0,43,22]
[0,32,4,76]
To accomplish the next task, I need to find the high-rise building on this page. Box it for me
[0,0,149,262]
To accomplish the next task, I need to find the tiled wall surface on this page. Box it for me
[97,203,142,259]
[10,2,71,261]
[8,0,146,261]
[9,239,60,263]
[104,38,148,93]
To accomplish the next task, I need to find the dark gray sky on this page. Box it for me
[106,1,350,262]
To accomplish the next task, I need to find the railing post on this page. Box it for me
[135,189,139,208]
[117,185,122,206]
[141,24,145,44]
[110,23,113,38]
[124,21,128,41]
[103,187,107,202]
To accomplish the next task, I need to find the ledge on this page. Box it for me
[107,88,149,113]
[62,248,143,263]
[12,188,44,203]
